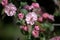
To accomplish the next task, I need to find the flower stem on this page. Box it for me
[28,25,32,40]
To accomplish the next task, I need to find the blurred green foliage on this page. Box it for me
[54,10,60,16]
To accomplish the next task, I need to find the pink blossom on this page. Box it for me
[50,37,57,40]
[4,3,17,16]
[18,13,24,20]
[20,26,28,31]
[31,3,40,8]
[38,17,43,22]
[34,25,40,31]
[42,13,49,19]
[25,12,37,25]
[29,5,34,10]
[32,30,39,38]
[50,36,60,40]
[24,5,30,10]
[48,15,54,21]
[24,5,34,10]
[1,0,8,6]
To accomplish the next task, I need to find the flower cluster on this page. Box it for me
[1,0,17,16]
[1,0,54,39]
[18,3,54,38]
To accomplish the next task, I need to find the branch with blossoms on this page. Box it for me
[0,0,54,40]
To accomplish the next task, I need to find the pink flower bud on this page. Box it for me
[29,5,34,10]
[20,26,28,31]
[48,15,54,21]
[24,5,30,10]
[24,5,33,10]
[38,17,43,22]
[23,26,28,31]
[34,25,40,31]
[31,3,40,8]
[1,0,8,6]
[18,13,24,20]
[32,30,39,38]
[42,13,49,19]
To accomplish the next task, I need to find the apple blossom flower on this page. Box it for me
[1,0,8,6]
[38,17,43,22]
[25,12,37,25]
[32,30,39,38]
[48,15,54,21]
[34,25,40,31]
[4,3,17,16]
[42,13,49,19]
[31,3,40,8]
[18,13,24,20]
[20,26,28,31]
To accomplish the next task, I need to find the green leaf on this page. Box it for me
[32,0,36,2]
[40,23,49,29]
[2,15,6,20]
[0,0,2,3]
[43,23,50,28]
[35,22,42,27]
[16,19,26,25]
[49,25,54,31]
[42,22,54,31]
[1,9,5,20]
[40,37,46,40]
[28,25,32,40]
[16,20,21,24]
[20,9,28,15]
[21,20,26,25]
[54,10,60,16]
[40,22,53,31]
[1,9,5,15]
[20,2,27,7]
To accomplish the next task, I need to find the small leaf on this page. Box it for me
[0,0,2,3]
[40,37,46,40]
[20,2,27,7]
[2,14,6,20]
[28,25,32,40]
[16,20,21,24]
[1,9,5,15]
[16,19,26,25]
[22,20,26,25]
[43,22,52,28]
[32,0,36,2]
[49,25,54,31]
[35,22,42,27]
[42,22,54,31]
[54,10,60,16]
[20,9,28,15]
[43,23,50,28]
